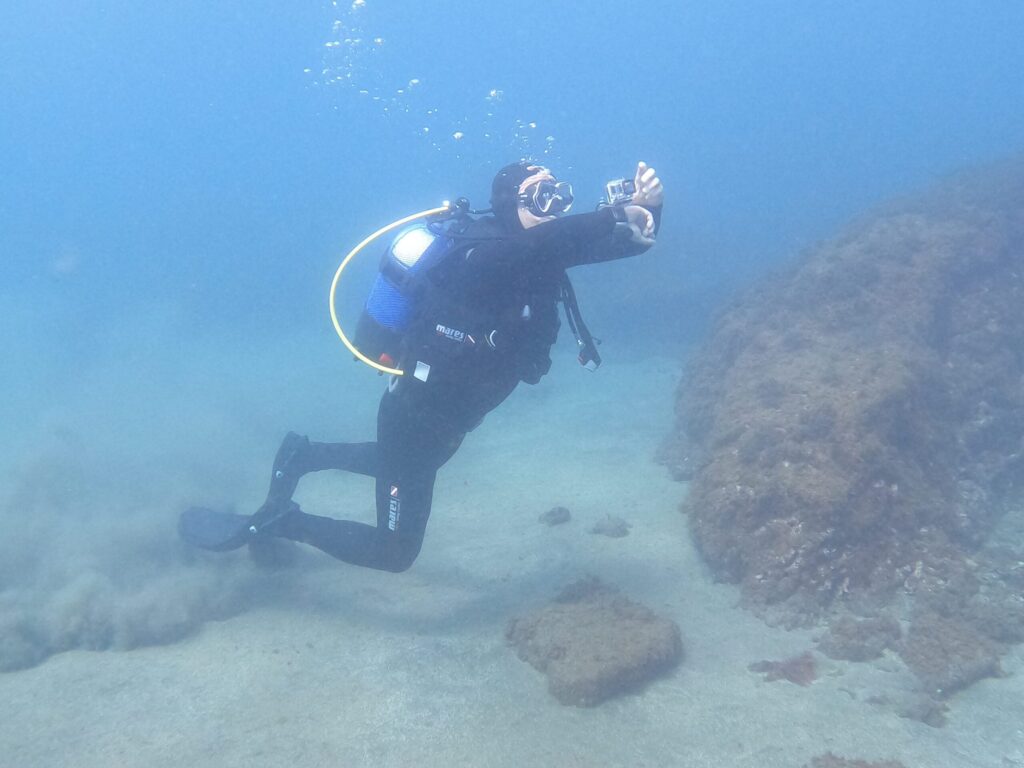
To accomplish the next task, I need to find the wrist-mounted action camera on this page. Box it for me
[605,178,636,206]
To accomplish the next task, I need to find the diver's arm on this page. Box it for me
[524,206,616,247]
[528,161,665,266]
[523,203,661,267]
[582,203,663,264]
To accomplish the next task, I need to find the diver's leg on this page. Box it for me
[270,468,437,572]
[249,433,379,531]
[267,387,465,571]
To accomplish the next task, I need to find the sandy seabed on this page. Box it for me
[1,346,1022,768]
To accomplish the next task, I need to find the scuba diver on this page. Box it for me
[179,160,664,571]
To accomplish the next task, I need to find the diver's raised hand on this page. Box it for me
[631,161,664,208]
[623,204,656,246]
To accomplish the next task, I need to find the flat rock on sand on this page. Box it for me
[506,577,683,706]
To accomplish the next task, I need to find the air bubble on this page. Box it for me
[312,7,564,166]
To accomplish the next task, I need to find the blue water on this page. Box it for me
[4,1,1023,344]
[2,2,1024,765]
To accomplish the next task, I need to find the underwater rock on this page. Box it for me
[590,514,631,538]
[506,577,682,706]
[893,693,949,728]
[817,614,902,661]
[538,505,571,526]
[748,650,817,686]
[663,158,1024,652]
[865,690,949,728]
[898,610,1003,697]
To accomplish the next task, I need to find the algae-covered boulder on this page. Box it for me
[663,158,1024,646]
[506,578,682,706]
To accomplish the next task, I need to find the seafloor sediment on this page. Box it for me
[661,158,1024,699]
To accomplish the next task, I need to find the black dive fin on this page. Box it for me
[178,507,253,552]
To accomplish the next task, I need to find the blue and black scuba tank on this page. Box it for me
[353,221,455,368]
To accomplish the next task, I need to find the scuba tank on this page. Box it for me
[349,198,484,371]
[353,222,453,369]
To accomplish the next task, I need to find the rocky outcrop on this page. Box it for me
[662,158,1024,694]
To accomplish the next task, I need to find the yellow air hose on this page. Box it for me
[329,204,452,376]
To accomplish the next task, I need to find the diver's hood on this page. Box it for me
[490,161,535,232]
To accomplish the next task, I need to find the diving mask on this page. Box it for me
[518,179,575,217]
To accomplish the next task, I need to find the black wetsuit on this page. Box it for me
[262,204,661,571]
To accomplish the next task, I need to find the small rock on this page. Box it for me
[894,693,949,728]
[749,651,817,686]
[590,514,631,538]
[539,506,571,526]
[899,611,1003,697]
